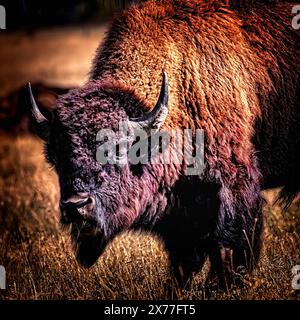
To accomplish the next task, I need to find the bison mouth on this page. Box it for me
[70,221,107,268]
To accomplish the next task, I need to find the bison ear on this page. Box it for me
[129,71,169,135]
[28,83,52,141]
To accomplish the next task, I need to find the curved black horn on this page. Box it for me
[28,83,50,140]
[129,71,169,134]
[28,83,48,123]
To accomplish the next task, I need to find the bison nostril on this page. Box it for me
[60,194,95,222]
[61,193,90,208]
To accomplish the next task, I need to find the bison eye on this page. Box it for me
[130,163,144,177]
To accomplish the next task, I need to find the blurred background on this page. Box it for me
[0,0,299,300]
[0,0,145,133]
[2,0,141,29]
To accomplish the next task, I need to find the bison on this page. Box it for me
[29,0,300,289]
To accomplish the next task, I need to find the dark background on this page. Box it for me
[1,0,143,29]
[1,1,281,30]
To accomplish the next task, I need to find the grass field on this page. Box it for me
[0,132,299,300]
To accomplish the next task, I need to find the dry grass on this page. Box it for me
[0,132,299,300]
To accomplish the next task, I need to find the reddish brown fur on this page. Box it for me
[90,0,300,285]
[92,1,299,206]
[42,0,299,287]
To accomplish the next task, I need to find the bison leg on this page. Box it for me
[157,181,220,288]
[206,243,242,291]
[169,245,207,288]
[162,236,207,288]
[208,199,263,291]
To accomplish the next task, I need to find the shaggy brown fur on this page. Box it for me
[35,0,299,289]
[91,0,300,284]
[92,0,300,205]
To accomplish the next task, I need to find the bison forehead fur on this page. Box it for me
[33,0,299,286]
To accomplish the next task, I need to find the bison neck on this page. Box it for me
[92,1,300,202]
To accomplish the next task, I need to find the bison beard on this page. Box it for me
[71,224,105,268]
[29,0,299,290]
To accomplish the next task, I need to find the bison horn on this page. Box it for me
[28,83,51,140]
[129,71,169,134]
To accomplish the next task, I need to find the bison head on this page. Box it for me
[29,73,169,267]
